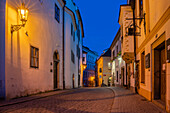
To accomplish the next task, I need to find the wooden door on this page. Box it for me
[160,49,166,102]
[54,61,58,89]
[121,68,124,86]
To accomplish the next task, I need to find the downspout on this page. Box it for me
[62,0,66,89]
[132,0,137,93]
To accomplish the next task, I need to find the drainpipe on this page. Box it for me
[131,0,137,93]
[62,0,66,89]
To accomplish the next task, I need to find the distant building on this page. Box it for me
[96,49,111,87]
[82,46,98,87]
[110,28,127,87]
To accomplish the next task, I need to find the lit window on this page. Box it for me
[30,46,39,68]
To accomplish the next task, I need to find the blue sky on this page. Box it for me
[74,0,127,55]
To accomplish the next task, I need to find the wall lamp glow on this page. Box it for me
[11,3,28,33]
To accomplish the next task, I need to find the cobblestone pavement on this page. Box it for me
[0,88,114,113]
[0,87,166,113]
[111,87,166,113]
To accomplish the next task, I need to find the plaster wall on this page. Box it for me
[97,57,103,86]
[102,57,111,86]
[5,0,64,99]
[137,19,170,106]
[64,0,83,88]
[135,0,170,110]
[64,12,72,89]
[149,0,169,31]
[111,38,126,86]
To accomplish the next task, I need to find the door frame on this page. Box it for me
[53,51,60,89]
[121,67,125,86]
[151,33,166,105]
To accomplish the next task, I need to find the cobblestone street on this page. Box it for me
[0,87,166,113]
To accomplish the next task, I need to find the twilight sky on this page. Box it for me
[74,0,127,55]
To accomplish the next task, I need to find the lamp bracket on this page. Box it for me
[126,13,146,34]
[11,24,25,33]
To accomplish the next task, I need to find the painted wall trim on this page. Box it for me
[137,7,170,54]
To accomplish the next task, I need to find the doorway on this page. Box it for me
[78,74,80,87]
[121,67,124,86]
[154,41,166,103]
[72,74,75,88]
[127,64,131,89]
[53,51,59,89]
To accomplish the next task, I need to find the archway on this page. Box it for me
[53,51,60,89]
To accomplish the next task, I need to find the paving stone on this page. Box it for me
[110,87,166,113]
[0,87,166,113]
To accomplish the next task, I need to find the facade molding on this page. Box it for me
[65,6,77,31]
[137,6,170,54]
[76,9,84,38]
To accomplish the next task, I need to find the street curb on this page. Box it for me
[0,88,81,108]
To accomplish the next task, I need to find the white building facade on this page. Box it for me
[64,0,84,89]
[110,29,127,87]
[0,0,84,99]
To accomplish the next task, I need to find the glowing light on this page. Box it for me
[18,3,29,23]
[21,9,25,14]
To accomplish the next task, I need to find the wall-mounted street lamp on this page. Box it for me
[82,64,87,70]
[11,3,28,33]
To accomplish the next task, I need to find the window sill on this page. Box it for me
[140,82,146,86]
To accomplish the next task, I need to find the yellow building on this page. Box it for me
[119,0,170,112]
[96,49,111,87]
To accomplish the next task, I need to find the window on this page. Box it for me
[71,23,73,36]
[117,71,119,82]
[71,50,75,64]
[83,57,85,62]
[116,45,118,56]
[71,23,75,41]
[77,45,80,58]
[30,46,39,68]
[139,0,143,19]
[73,31,75,41]
[113,50,115,58]
[119,42,121,52]
[77,26,80,42]
[55,4,60,23]
[77,45,78,57]
[99,68,102,73]
[141,51,145,83]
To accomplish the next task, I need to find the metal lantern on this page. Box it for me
[11,3,29,33]
[18,3,29,25]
